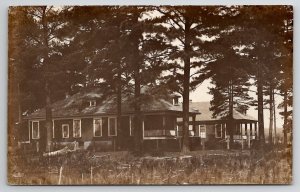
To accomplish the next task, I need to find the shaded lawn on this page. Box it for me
[8,148,292,185]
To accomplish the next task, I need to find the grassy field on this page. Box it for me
[8,147,292,185]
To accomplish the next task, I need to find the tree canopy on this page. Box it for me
[9,5,293,152]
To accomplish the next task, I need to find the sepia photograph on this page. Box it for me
[7,5,293,185]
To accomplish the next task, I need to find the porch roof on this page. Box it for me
[190,102,257,122]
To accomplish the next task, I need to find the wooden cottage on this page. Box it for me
[22,88,199,152]
[188,102,258,149]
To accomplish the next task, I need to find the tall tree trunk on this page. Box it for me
[273,89,277,145]
[228,80,234,148]
[257,63,265,147]
[269,85,273,145]
[116,65,122,151]
[133,65,142,153]
[45,81,52,152]
[182,14,191,153]
[283,90,288,146]
[114,26,123,151]
[132,11,143,154]
[42,6,53,152]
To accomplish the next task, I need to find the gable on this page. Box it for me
[190,102,257,122]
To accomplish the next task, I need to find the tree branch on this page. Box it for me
[156,8,185,32]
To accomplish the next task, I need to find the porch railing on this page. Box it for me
[143,129,177,137]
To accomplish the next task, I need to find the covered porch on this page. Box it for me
[141,112,198,151]
[231,120,259,149]
[142,112,197,140]
[141,111,199,139]
[189,119,259,150]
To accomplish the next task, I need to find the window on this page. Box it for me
[52,120,55,139]
[199,125,206,138]
[129,116,133,136]
[73,119,81,138]
[32,121,39,139]
[108,117,117,136]
[62,124,69,138]
[173,97,179,105]
[89,100,96,107]
[93,119,102,137]
[189,125,195,136]
[215,124,222,138]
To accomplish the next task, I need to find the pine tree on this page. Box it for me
[155,6,241,152]
[66,6,129,150]
[235,6,293,147]
[67,6,168,153]
[203,36,252,148]
[9,6,73,152]
[277,6,293,146]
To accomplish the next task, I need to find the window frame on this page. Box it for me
[224,123,227,138]
[215,124,222,138]
[129,116,133,136]
[52,120,55,139]
[31,121,40,139]
[93,118,103,137]
[108,117,117,136]
[89,100,96,107]
[73,119,82,138]
[199,124,206,138]
[173,97,179,105]
[62,124,70,138]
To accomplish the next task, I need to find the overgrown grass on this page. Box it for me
[8,147,292,185]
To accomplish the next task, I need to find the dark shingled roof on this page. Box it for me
[26,88,199,119]
[190,102,257,122]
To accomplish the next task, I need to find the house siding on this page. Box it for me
[120,116,130,137]
[25,113,197,151]
[28,120,46,151]
[81,118,93,141]
[54,119,73,141]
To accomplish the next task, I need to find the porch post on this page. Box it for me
[240,123,244,150]
[255,122,258,139]
[129,116,132,136]
[163,115,166,135]
[192,115,196,134]
[240,123,242,137]
[28,120,31,142]
[189,115,194,150]
[52,119,55,139]
[142,119,145,140]
[246,123,250,148]
[224,123,227,138]
[250,123,253,137]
